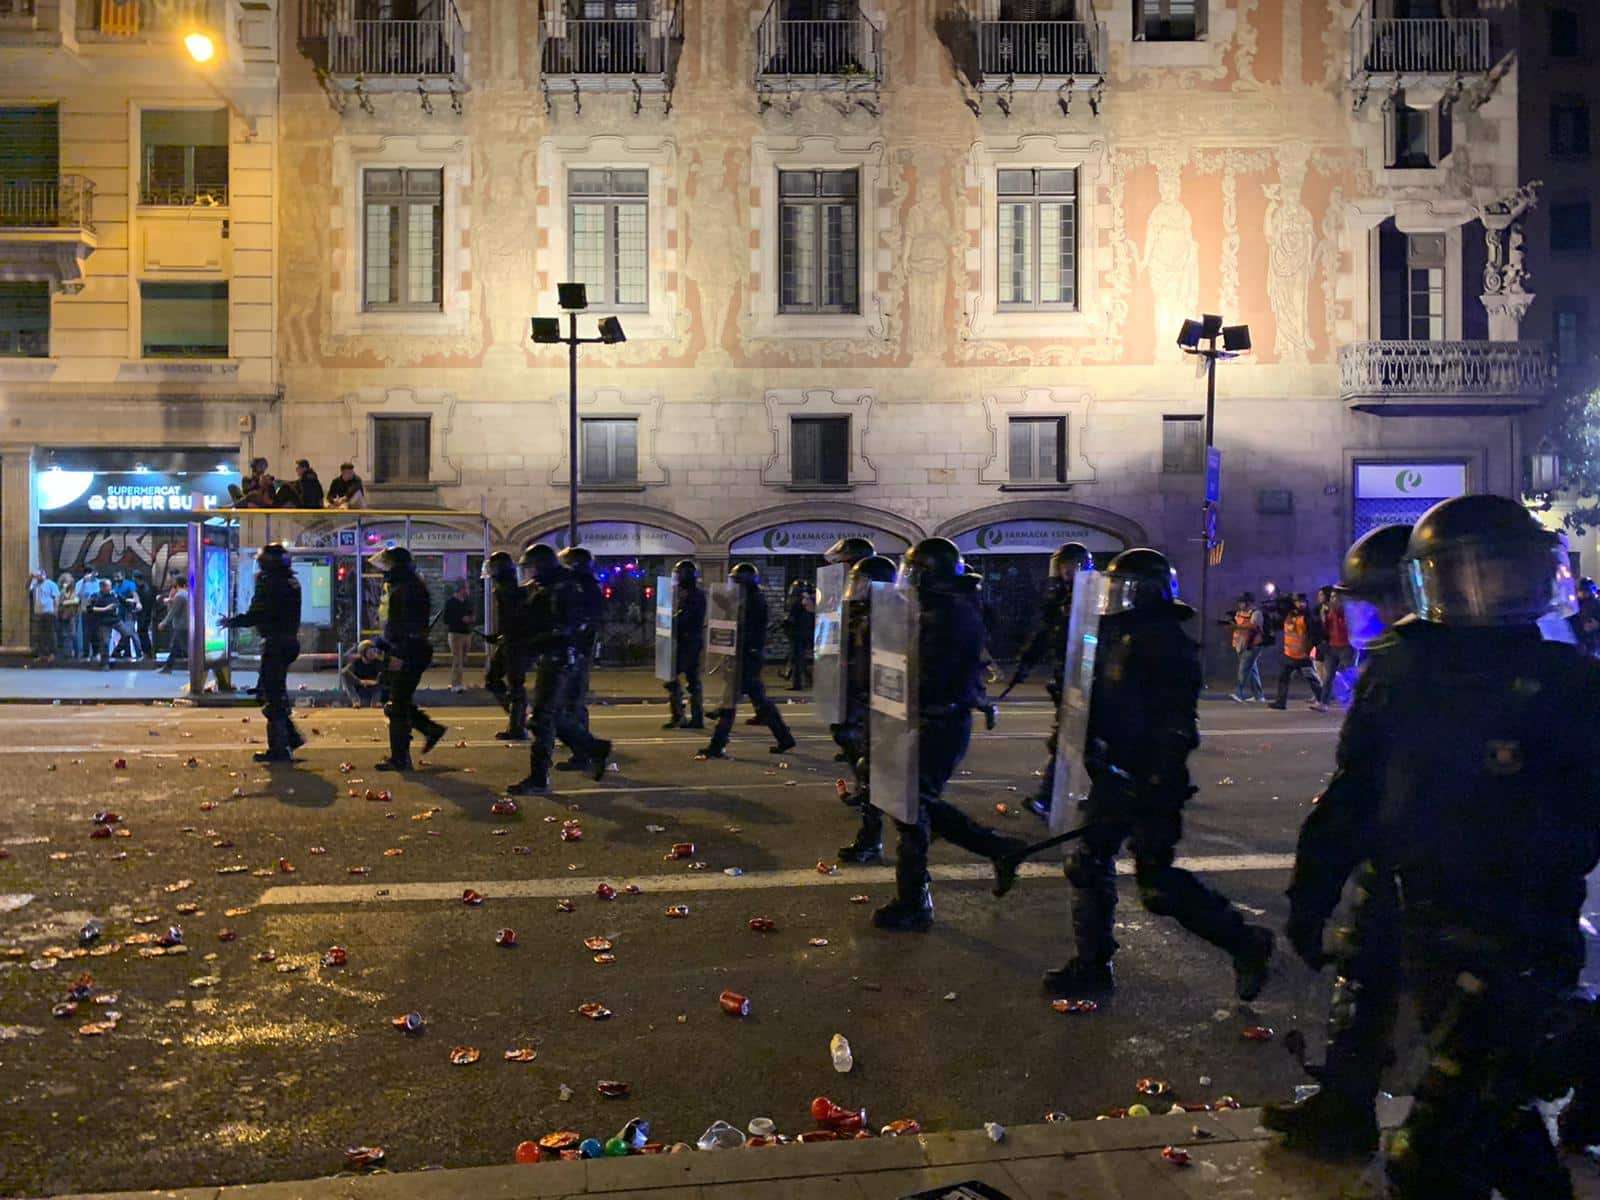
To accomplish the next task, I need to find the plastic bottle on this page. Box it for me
[829,1033,853,1073]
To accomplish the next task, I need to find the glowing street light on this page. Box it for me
[184,31,216,64]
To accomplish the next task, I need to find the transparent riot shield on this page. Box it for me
[705,581,744,712]
[812,564,848,727]
[654,575,676,682]
[1049,572,1111,836]
[868,580,919,825]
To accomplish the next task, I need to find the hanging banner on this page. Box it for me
[729,521,909,557]
[952,520,1124,556]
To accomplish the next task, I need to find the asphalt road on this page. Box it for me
[1,694,1594,1197]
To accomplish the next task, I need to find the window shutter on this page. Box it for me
[792,419,819,484]
[1378,222,1409,340]
[819,418,850,485]
[1009,420,1033,481]
[1193,0,1207,38]
[614,419,638,480]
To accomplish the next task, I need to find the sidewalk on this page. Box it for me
[50,1106,1600,1200]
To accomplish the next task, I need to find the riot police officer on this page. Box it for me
[835,554,898,865]
[821,537,876,765]
[825,536,875,568]
[1261,523,1413,1157]
[507,543,610,796]
[371,544,448,772]
[1278,495,1600,1199]
[784,578,815,690]
[1043,547,1274,996]
[663,558,707,730]
[1008,542,1094,817]
[482,550,529,741]
[222,542,303,764]
[553,545,606,772]
[873,538,1027,931]
[698,562,795,759]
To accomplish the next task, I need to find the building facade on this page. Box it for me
[0,0,280,651]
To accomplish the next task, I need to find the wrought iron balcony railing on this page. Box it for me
[327,16,461,77]
[977,19,1105,78]
[0,0,36,21]
[79,0,217,37]
[1350,6,1490,78]
[755,2,881,86]
[1339,340,1552,405]
[0,176,96,232]
[540,14,677,78]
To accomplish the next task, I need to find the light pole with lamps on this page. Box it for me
[1177,314,1250,673]
[532,283,627,548]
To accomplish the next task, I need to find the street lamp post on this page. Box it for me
[532,283,627,549]
[1177,314,1250,674]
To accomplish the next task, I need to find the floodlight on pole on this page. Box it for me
[184,31,216,63]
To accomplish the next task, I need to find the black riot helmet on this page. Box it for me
[787,579,810,598]
[1333,524,1413,649]
[1049,542,1094,580]
[368,542,412,574]
[482,550,516,585]
[729,562,760,587]
[1402,494,1574,627]
[673,558,700,585]
[519,541,561,581]
[896,537,966,594]
[1103,547,1178,612]
[824,536,875,567]
[557,546,594,572]
[845,554,897,602]
[256,542,291,572]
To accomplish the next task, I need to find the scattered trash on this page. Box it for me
[1191,1124,1215,1138]
[578,1003,612,1020]
[815,861,838,876]
[321,947,348,968]
[596,1080,630,1098]
[645,824,667,833]
[1051,999,1099,1014]
[719,990,750,1017]
[78,920,103,946]
[665,904,689,919]
[539,1131,580,1153]
[623,884,642,895]
[1127,1104,1151,1118]
[1044,1111,1071,1124]
[277,858,296,874]
[849,895,869,904]
[579,1138,604,1158]
[556,899,576,913]
[112,758,127,770]
[1293,1083,1322,1104]
[809,938,830,947]
[696,1120,745,1151]
[256,950,277,964]
[345,1146,385,1170]
[584,937,613,952]
[748,1117,776,1138]
[217,929,237,943]
[1198,1075,1213,1087]
[189,975,221,989]
[595,883,617,901]
[1242,1025,1275,1042]
[462,889,485,906]
[1216,777,1235,786]
[810,1096,865,1134]
[881,1118,921,1137]
[383,848,404,857]
[490,799,518,816]
[984,1121,1006,1143]
[558,1084,575,1102]
[686,862,708,872]
[829,1033,853,1073]
[665,842,695,860]
[1136,1078,1171,1096]
[1161,1146,1191,1167]
[560,823,583,842]
[747,917,777,932]
[347,866,369,876]
[943,992,957,1001]
[723,867,744,877]
[495,929,518,947]
[504,1048,537,1063]
[449,1046,480,1065]
[392,1012,424,1034]
[514,1140,541,1164]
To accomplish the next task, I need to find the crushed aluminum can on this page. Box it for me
[217,929,237,943]
[1051,998,1099,1014]
[815,861,838,875]
[880,1119,922,1137]
[89,826,112,840]
[1242,1025,1275,1042]
[52,1002,78,1018]
[594,883,617,901]
[112,758,127,770]
[808,938,830,947]
[345,1146,385,1170]
[578,1002,612,1020]
[79,920,103,945]
[321,946,348,967]
[594,952,618,964]
[495,928,518,947]
[747,917,777,932]
[392,1012,424,1034]
[159,926,184,948]
[78,1020,117,1036]
[164,879,194,893]
[797,1130,838,1144]
[666,842,695,860]
[1136,1078,1171,1096]
[364,789,392,803]
[584,937,613,952]
[93,811,120,825]
[1044,1111,1071,1124]
[490,799,519,816]
[665,904,689,919]
[449,1045,481,1065]
[623,884,642,895]
[255,950,277,963]
[216,866,248,876]
[538,1130,581,1152]
[685,862,708,872]
[461,889,485,906]
[810,1096,865,1134]
[382,848,403,857]
[347,867,370,876]
[277,858,296,873]
[556,899,576,912]
[561,826,583,842]
[849,894,870,904]
[1161,1146,1191,1167]
[175,903,200,916]
[596,1080,630,1098]
[504,1047,537,1062]
[719,990,750,1017]
[514,1140,541,1164]
[1211,1095,1242,1111]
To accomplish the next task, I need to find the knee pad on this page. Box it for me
[1135,865,1180,916]
[1065,847,1112,890]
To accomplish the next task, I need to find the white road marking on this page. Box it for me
[256,853,1296,907]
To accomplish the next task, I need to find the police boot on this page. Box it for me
[1231,925,1275,1003]
[506,775,550,796]
[587,740,612,782]
[375,721,413,772]
[763,706,797,755]
[837,833,884,865]
[873,859,934,932]
[554,757,591,772]
[1041,958,1115,996]
[495,702,529,741]
[287,719,306,751]
[1260,1088,1379,1159]
[682,688,705,730]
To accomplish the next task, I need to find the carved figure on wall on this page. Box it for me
[686,148,745,360]
[1263,149,1315,362]
[1503,225,1528,294]
[1139,155,1198,355]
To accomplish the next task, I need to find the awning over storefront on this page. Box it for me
[951,518,1125,556]
[729,520,911,557]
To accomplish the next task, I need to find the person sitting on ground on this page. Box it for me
[341,639,385,707]
[291,459,324,509]
[326,463,365,510]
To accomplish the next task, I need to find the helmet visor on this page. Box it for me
[1103,565,1178,614]
[1342,596,1387,650]
[1405,538,1573,626]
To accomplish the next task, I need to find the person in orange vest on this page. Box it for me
[1229,593,1266,702]
[1267,593,1322,710]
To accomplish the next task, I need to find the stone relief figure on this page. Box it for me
[1263,150,1315,362]
[1139,155,1198,354]
[904,172,949,361]
[1503,225,1528,294]
[686,148,744,360]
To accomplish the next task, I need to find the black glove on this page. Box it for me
[1286,913,1330,970]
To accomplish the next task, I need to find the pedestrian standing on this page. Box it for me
[157,577,190,674]
[661,559,707,730]
[27,569,60,663]
[370,544,448,772]
[86,579,120,669]
[1040,548,1275,997]
[835,554,897,865]
[221,544,303,764]
[483,552,530,740]
[697,563,796,760]
[133,571,155,661]
[1267,593,1321,710]
[56,572,80,660]
[440,579,476,693]
[1230,593,1266,702]
[1317,590,1356,706]
[73,567,98,660]
[553,546,607,772]
[784,579,815,690]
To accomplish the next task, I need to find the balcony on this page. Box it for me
[1349,4,1490,86]
[1339,340,1553,415]
[298,0,466,105]
[754,2,881,101]
[0,176,98,294]
[974,16,1107,107]
[539,10,681,108]
[77,0,217,39]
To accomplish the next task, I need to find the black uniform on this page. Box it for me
[785,590,815,690]
[1016,578,1071,808]
[835,591,883,852]
[485,572,530,738]
[380,566,447,768]
[554,565,604,764]
[226,565,302,759]
[1064,603,1264,970]
[704,581,794,756]
[1287,620,1600,1199]
[665,582,707,727]
[521,571,609,787]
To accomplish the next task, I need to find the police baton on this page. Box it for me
[991,822,1097,897]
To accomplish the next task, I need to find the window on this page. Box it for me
[1555,299,1588,368]
[0,282,48,357]
[1551,96,1590,157]
[1162,415,1203,473]
[778,169,858,315]
[1550,7,1582,58]
[363,168,444,311]
[997,169,1077,311]
[1387,94,1450,169]
[569,169,648,310]
[140,109,227,206]
[1551,202,1593,254]
[1405,234,1445,341]
[371,415,431,485]
[790,416,849,486]
[139,282,228,358]
[1134,0,1203,41]
[580,417,639,485]
[1008,417,1065,483]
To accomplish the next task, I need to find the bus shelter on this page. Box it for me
[183,509,493,701]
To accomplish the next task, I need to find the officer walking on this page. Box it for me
[836,554,897,865]
[873,538,1027,932]
[222,542,303,764]
[698,562,796,759]
[507,543,611,796]
[784,579,815,690]
[820,536,877,762]
[662,559,707,730]
[482,550,530,741]
[553,545,606,772]
[370,544,448,773]
[1041,548,1274,997]
[1275,495,1600,1199]
[1261,524,1413,1156]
